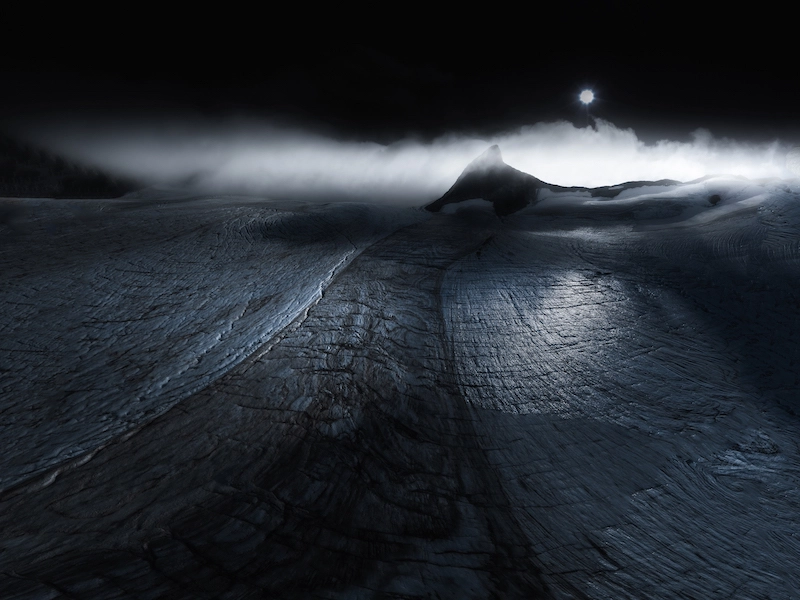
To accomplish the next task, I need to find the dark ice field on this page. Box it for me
[2,176,800,598]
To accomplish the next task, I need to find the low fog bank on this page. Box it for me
[9,116,798,204]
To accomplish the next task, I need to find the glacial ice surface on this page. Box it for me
[2,178,800,598]
[0,193,425,489]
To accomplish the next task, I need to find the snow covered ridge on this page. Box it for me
[0,195,426,492]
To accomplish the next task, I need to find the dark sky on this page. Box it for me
[2,5,797,145]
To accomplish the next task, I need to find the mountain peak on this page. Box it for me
[465,144,504,172]
[424,145,543,216]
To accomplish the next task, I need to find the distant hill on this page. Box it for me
[0,134,138,199]
[426,145,687,216]
[425,145,544,216]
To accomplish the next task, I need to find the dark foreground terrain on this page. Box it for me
[2,178,800,598]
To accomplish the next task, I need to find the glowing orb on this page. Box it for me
[787,146,800,176]
[579,89,594,104]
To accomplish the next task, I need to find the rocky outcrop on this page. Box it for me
[425,145,545,216]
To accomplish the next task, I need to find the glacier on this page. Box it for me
[1,170,800,598]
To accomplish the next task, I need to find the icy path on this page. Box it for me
[0,195,425,490]
[2,180,800,598]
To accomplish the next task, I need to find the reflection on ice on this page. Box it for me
[443,259,625,416]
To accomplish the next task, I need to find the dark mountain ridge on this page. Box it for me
[425,145,685,216]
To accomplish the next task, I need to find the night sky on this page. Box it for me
[2,4,797,144]
[1,4,798,196]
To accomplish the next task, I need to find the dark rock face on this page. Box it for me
[425,145,545,216]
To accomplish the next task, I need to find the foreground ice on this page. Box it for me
[1,177,800,598]
[0,192,425,490]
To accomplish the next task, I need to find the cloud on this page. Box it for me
[495,121,791,187]
[10,115,794,204]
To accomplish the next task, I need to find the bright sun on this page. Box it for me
[579,90,594,104]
